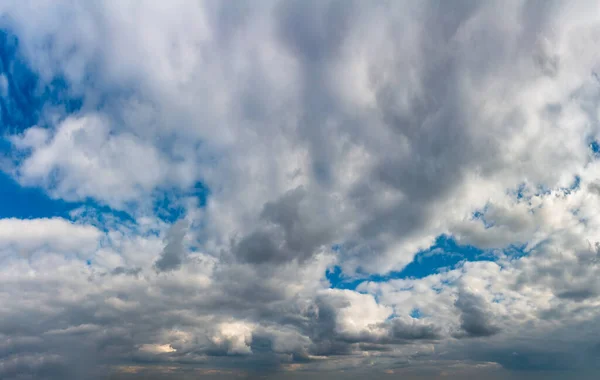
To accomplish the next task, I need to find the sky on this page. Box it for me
[1,1,600,379]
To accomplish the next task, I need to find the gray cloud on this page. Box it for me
[154,220,189,272]
[454,289,500,338]
[388,319,441,342]
[235,187,334,265]
[111,266,142,277]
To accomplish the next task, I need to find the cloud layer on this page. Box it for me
[1,1,600,379]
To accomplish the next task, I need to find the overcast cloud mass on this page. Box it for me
[1,1,600,379]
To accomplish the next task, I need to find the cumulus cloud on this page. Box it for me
[1,0,600,379]
[154,219,189,272]
[454,288,501,338]
[0,217,101,255]
[10,115,193,209]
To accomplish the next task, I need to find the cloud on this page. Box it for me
[10,115,193,209]
[454,288,501,338]
[0,217,101,254]
[154,219,189,272]
[209,322,254,356]
[235,187,335,265]
[1,0,600,379]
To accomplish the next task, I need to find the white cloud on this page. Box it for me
[319,289,392,340]
[210,322,254,355]
[0,217,101,254]
[11,115,193,208]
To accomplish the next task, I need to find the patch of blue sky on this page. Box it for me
[0,168,145,240]
[493,243,530,271]
[153,181,210,223]
[0,28,211,227]
[505,175,581,207]
[590,140,600,156]
[511,182,528,200]
[0,56,133,224]
[561,175,580,195]
[472,206,494,229]
[70,202,137,232]
[327,235,526,291]
[326,266,363,290]
[0,29,83,136]
[0,171,142,232]
[409,308,422,319]
[0,30,42,134]
[533,175,581,198]
[0,170,76,219]
[0,29,86,221]
[0,163,211,228]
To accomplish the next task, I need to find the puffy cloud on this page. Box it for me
[0,217,101,255]
[454,288,501,338]
[235,187,336,265]
[10,115,194,209]
[209,322,255,356]
[154,219,189,272]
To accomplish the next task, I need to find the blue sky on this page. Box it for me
[1,29,209,227]
[0,171,75,219]
[327,235,498,290]
[1,30,76,219]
